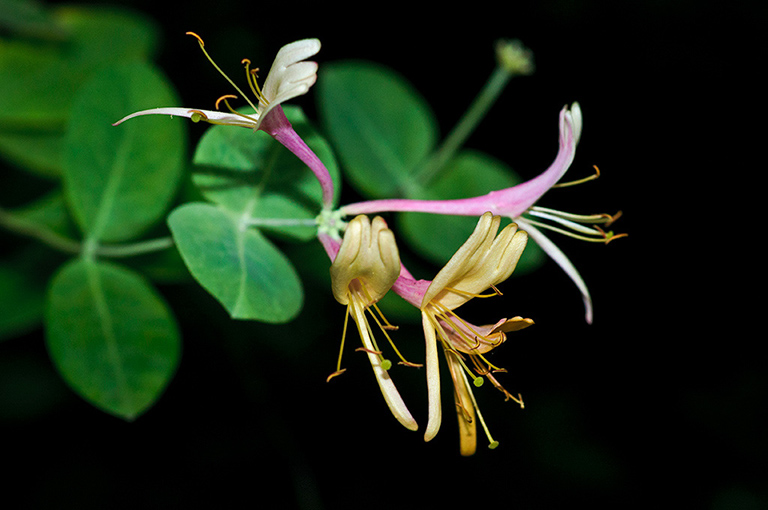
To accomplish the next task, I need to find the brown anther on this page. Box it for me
[185,31,205,46]
[382,324,399,331]
[455,401,474,423]
[326,369,347,383]
[592,165,601,178]
[594,225,629,244]
[354,347,383,355]
[397,360,425,368]
[241,58,251,65]
[604,210,623,227]
[251,67,260,77]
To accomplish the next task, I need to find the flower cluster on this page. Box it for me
[115,35,624,455]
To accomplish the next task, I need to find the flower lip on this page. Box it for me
[421,212,528,310]
[330,215,401,306]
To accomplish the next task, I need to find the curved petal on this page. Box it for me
[481,102,581,217]
[262,38,321,108]
[339,103,582,219]
[352,300,417,431]
[444,350,477,456]
[422,312,442,442]
[516,218,593,324]
[112,107,258,128]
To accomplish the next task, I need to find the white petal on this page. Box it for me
[112,107,258,128]
[262,39,321,105]
[353,301,417,431]
[422,312,442,442]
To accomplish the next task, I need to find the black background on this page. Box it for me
[1,0,762,508]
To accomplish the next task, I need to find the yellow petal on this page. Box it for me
[330,215,401,305]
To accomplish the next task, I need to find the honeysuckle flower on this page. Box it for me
[113,33,335,208]
[392,212,532,455]
[328,215,419,431]
[340,103,626,323]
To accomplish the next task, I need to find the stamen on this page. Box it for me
[242,59,269,107]
[358,287,422,368]
[328,302,352,382]
[523,215,625,244]
[355,347,383,355]
[326,369,346,383]
[553,164,601,188]
[215,94,239,111]
[457,363,500,449]
[455,401,474,423]
[443,285,501,300]
[185,31,260,113]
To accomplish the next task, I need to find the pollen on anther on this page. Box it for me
[185,31,205,46]
[215,94,238,110]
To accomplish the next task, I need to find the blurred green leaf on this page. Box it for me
[11,188,78,238]
[316,60,438,198]
[0,0,69,41]
[0,246,50,340]
[192,105,339,241]
[0,129,63,178]
[63,62,186,243]
[45,257,180,420]
[0,4,159,129]
[168,202,303,323]
[397,150,545,273]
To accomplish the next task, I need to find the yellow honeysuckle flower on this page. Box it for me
[328,215,418,431]
[420,212,531,455]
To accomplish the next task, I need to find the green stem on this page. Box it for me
[0,207,81,254]
[415,66,513,186]
[0,207,174,258]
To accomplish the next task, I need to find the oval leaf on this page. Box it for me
[168,203,303,323]
[45,258,180,420]
[317,61,438,198]
[62,62,186,243]
[192,105,339,240]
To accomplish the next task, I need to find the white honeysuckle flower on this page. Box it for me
[113,35,321,132]
[113,34,336,208]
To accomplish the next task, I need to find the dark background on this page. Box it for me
[1,0,761,508]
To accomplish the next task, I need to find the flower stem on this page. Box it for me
[0,207,174,258]
[415,39,534,186]
[415,68,512,186]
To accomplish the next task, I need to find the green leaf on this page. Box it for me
[0,5,159,129]
[62,62,186,243]
[0,247,51,340]
[317,60,438,198]
[45,258,180,420]
[167,202,303,323]
[192,105,339,241]
[0,129,64,178]
[398,150,545,274]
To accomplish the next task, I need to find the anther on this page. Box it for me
[215,94,238,110]
[326,369,346,383]
[552,164,601,188]
[355,347,383,355]
[185,31,205,46]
